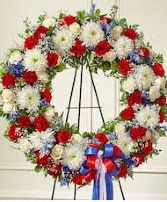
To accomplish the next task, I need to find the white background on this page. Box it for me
[0,0,167,200]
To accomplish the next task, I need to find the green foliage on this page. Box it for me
[76,10,87,24]
[118,18,128,29]
[35,165,42,173]
[109,5,118,19]
[157,129,166,137]
[37,12,47,24]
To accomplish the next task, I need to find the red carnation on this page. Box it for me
[94,40,111,56]
[117,164,128,178]
[138,47,150,57]
[34,26,48,39]
[156,96,166,106]
[35,152,50,167]
[42,88,52,102]
[70,40,86,56]
[124,28,138,41]
[141,140,153,155]
[159,110,165,123]
[23,71,38,84]
[33,115,49,132]
[133,152,144,167]
[128,91,143,106]
[17,116,31,128]
[72,173,85,185]
[113,145,122,156]
[118,59,132,76]
[153,63,165,77]
[8,124,21,140]
[47,163,62,178]
[100,16,111,23]
[24,36,39,50]
[95,133,108,145]
[120,107,135,120]
[130,126,146,141]
[61,15,76,26]
[56,130,71,144]
[2,73,17,87]
[47,52,59,67]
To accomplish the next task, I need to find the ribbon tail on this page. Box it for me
[92,174,100,200]
[106,173,113,200]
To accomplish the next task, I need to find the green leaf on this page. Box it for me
[35,165,42,173]
[56,63,66,72]
[158,129,166,137]
[118,18,127,29]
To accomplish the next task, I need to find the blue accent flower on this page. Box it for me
[7,61,23,78]
[142,92,151,106]
[7,111,18,122]
[109,20,115,27]
[41,139,55,153]
[130,52,142,64]
[88,46,94,51]
[107,132,117,140]
[60,178,67,187]
[147,56,153,67]
[63,166,72,174]
[40,98,49,106]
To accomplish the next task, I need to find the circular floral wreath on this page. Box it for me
[0,5,167,190]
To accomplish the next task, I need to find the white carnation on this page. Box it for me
[72,134,83,143]
[153,76,166,89]
[112,26,123,39]
[37,70,48,83]
[9,50,22,64]
[44,107,55,121]
[115,123,126,135]
[69,22,81,35]
[149,86,160,101]
[122,77,136,93]
[3,103,13,113]
[51,144,64,161]
[42,18,55,28]
[2,89,16,103]
[103,49,116,62]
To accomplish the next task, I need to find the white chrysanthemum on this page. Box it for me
[16,86,40,111]
[132,65,155,91]
[62,145,85,170]
[122,77,136,93]
[113,36,134,59]
[81,21,104,46]
[23,49,47,72]
[135,105,160,128]
[115,123,126,136]
[29,128,54,151]
[153,76,166,89]
[53,29,74,51]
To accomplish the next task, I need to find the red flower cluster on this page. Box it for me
[17,116,31,128]
[120,107,135,120]
[94,40,111,56]
[47,163,62,178]
[127,91,143,106]
[33,115,49,132]
[159,110,165,123]
[138,47,150,57]
[23,71,38,84]
[47,52,59,67]
[100,16,111,23]
[34,26,48,39]
[133,152,145,167]
[156,96,166,106]
[35,152,50,167]
[153,63,165,77]
[70,40,86,56]
[8,124,21,140]
[72,170,96,185]
[56,130,71,144]
[42,88,52,102]
[141,140,153,155]
[118,59,132,76]
[116,164,128,178]
[61,15,76,26]
[2,73,17,87]
[130,126,146,141]
[95,133,108,145]
[124,28,138,41]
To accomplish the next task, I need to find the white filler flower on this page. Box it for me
[81,21,104,47]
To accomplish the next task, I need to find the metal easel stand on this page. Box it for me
[51,56,125,200]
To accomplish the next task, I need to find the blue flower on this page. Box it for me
[142,93,151,106]
[88,46,94,51]
[7,111,18,122]
[40,98,49,106]
[147,56,153,67]
[60,178,67,187]
[130,52,142,64]
[63,166,72,174]
[7,61,23,78]
[41,139,55,153]
[107,132,117,140]
[109,20,115,27]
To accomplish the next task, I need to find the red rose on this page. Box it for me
[33,115,49,132]
[95,133,108,145]
[56,130,71,144]
[24,36,39,50]
[47,163,62,177]
[118,59,132,76]
[34,26,48,39]
[113,145,122,156]
[8,124,21,140]
[159,110,165,123]
[17,116,31,128]
[117,164,128,178]
[156,96,166,106]
[42,88,52,102]
[128,91,143,106]
[130,126,146,141]
[141,140,153,155]
[100,16,111,23]
[23,71,38,84]
[35,152,50,167]
[133,152,144,167]
[153,63,165,77]
[94,40,111,56]
[124,28,138,41]
[70,40,86,56]
[47,52,59,67]
[72,173,85,185]
[138,47,150,57]
[2,73,17,87]
[61,15,76,26]
[120,107,135,120]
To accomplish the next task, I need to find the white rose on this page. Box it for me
[112,26,123,38]
[115,123,126,136]
[153,77,166,89]
[103,50,116,62]
[42,18,55,28]
[44,107,55,121]
[149,86,160,101]
[51,145,64,161]
[2,89,16,103]
[3,103,13,113]
[37,70,48,83]
[19,139,31,152]
[9,50,22,64]
[69,22,81,35]
[73,134,83,143]
[122,77,136,93]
